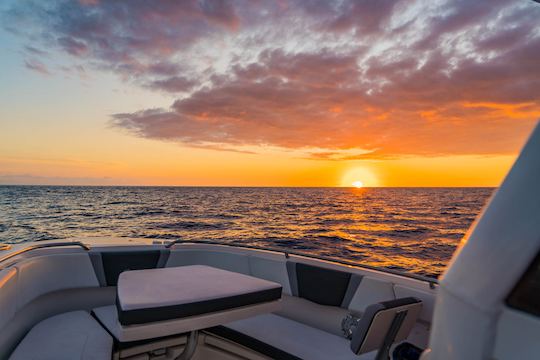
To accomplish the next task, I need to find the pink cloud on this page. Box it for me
[57,36,89,56]
[24,59,50,75]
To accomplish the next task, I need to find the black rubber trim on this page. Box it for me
[207,326,302,360]
[380,297,421,309]
[90,309,116,340]
[506,250,540,317]
[118,286,282,325]
[295,263,351,306]
[101,250,161,286]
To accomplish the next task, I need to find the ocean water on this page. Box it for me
[0,186,494,278]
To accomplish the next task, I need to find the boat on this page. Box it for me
[0,121,538,360]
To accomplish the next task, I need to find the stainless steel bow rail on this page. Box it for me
[0,241,91,264]
[164,238,439,287]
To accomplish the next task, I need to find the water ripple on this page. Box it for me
[0,186,493,278]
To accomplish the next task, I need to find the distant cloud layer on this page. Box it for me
[5,0,540,158]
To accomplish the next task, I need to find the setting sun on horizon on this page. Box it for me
[1,0,539,187]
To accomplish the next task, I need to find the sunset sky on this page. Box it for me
[1,0,539,187]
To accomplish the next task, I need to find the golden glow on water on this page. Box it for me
[0,187,494,277]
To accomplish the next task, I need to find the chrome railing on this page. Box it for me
[0,241,91,264]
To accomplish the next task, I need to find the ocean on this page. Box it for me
[0,186,494,278]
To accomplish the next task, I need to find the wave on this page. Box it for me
[313,234,353,243]
[153,221,230,231]
[316,218,356,226]
[0,186,494,277]
[105,201,140,205]
[134,209,167,216]
[383,227,433,238]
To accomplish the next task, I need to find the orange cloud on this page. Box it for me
[6,0,540,161]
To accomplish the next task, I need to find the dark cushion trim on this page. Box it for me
[286,261,299,296]
[117,286,282,325]
[89,252,107,286]
[207,326,302,360]
[101,250,161,286]
[156,249,170,268]
[295,263,351,306]
[92,309,191,349]
[91,309,117,340]
[341,274,363,308]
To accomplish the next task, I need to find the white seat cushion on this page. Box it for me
[9,311,112,360]
[275,294,350,337]
[248,255,292,295]
[223,313,376,360]
[348,277,395,313]
[15,253,100,310]
[117,265,282,325]
[166,250,251,274]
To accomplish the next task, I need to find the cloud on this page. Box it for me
[24,46,48,56]
[147,76,197,93]
[4,0,540,158]
[57,36,89,56]
[326,0,402,34]
[24,58,50,75]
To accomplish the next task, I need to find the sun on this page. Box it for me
[341,167,378,187]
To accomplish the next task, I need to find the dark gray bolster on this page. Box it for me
[117,286,282,325]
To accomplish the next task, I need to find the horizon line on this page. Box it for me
[0,184,498,188]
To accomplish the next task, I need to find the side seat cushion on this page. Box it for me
[248,255,292,295]
[348,277,395,313]
[0,268,17,330]
[9,311,112,360]
[166,250,250,274]
[222,313,375,360]
[275,294,351,337]
[15,254,100,310]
